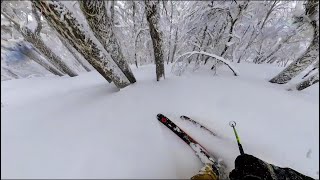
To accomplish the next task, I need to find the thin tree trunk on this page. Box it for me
[33,1,132,88]
[79,1,136,83]
[132,1,138,68]
[197,26,208,63]
[21,27,78,77]
[56,33,91,72]
[145,0,165,81]
[166,0,173,64]
[259,1,278,29]
[21,44,64,76]
[170,27,179,63]
[220,11,238,58]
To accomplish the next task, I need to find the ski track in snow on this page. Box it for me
[1,63,319,179]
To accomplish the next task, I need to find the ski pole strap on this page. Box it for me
[229,121,245,155]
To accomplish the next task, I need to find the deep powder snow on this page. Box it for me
[1,63,319,179]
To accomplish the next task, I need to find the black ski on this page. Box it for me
[180,115,218,137]
[157,113,220,176]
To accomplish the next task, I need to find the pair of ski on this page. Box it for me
[157,114,227,178]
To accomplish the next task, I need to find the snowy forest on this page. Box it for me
[1,0,319,179]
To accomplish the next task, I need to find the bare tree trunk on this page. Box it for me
[132,1,138,68]
[220,1,249,58]
[20,44,64,76]
[145,0,165,81]
[295,72,319,91]
[56,33,91,72]
[270,0,319,84]
[79,1,136,83]
[166,0,173,64]
[170,27,179,63]
[1,9,78,77]
[33,1,131,88]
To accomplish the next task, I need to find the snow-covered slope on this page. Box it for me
[1,63,319,179]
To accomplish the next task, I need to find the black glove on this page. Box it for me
[229,154,315,180]
[229,154,274,180]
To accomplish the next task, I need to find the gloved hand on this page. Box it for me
[229,154,315,180]
[229,154,275,180]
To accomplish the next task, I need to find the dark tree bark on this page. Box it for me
[145,0,165,81]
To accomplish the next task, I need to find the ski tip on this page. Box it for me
[180,115,190,119]
[157,114,168,123]
[157,113,164,120]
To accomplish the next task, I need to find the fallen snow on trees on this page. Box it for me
[172,51,239,76]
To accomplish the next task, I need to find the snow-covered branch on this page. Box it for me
[173,51,239,76]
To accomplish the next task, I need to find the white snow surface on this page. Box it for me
[1,63,319,179]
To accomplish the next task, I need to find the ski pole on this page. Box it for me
[229,121,244,155]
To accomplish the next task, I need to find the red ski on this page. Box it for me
[157,113,220,176]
